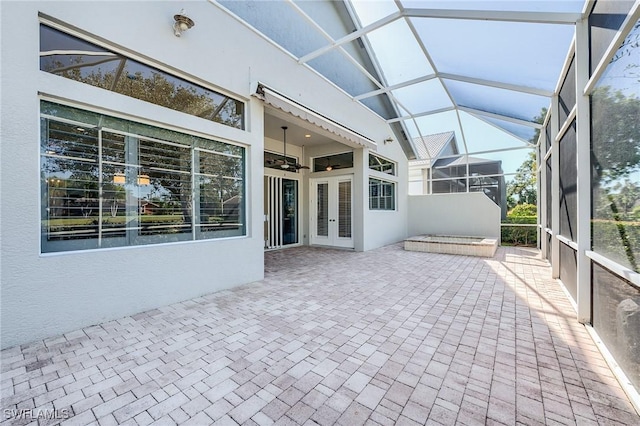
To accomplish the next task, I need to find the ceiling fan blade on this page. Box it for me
[295,164,310,169]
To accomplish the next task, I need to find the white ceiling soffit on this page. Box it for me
[254,84,377,150]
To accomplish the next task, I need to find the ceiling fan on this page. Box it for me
[278,126,309,171]
[323,158,340,171]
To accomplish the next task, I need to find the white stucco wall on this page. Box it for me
[363,140,409,251]
[408,193,501,239]
[1,1,402,348]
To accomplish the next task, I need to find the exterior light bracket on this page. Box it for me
[173,9,195,37]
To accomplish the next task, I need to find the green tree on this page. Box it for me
[505,108,545,210]
[506,150,537,210]
[612,179,640,218]
[508,203,537,217]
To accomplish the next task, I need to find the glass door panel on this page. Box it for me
[317,182,329,237]
[310,176,353,248]
[338,180,352,238]
[265,175,299,249]
[282,179,298,245]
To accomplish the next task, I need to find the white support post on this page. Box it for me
[551,95,560,278]
[539,144,547,256]
[575,18,592,324]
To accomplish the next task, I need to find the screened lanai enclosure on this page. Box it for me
[216,0,640,410]
[2,0,640,420]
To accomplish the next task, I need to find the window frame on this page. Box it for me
[312,151,354,173]
[369,177,396,211]
[40,100,247,254]
[369,153,396,176]
[39,19,246,130]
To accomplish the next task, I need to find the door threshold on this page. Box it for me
[309,244,355,251]
[265,243,304,251]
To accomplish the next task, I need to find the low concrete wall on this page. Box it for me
[408,193,501,240]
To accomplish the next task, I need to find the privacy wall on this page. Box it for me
[407,193,500,239]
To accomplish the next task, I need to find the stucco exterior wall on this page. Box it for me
[363,139,409,251]
[407,193,501,240]
[0,1,403,348]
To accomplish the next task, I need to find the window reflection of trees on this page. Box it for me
[40,25,244,129]
[591,20,640,272]
[40,102,245,252]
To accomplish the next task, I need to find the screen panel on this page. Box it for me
[558,57,576,129]
[589,0,636,76]
[592,262,640,391]
[590,18,640,273]
[559,242,577,302]
[559,121,577,241]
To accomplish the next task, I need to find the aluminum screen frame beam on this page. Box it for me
[403,8,581,25]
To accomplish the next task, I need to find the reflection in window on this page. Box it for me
[40,101,245,253]
[264,151,300,172]
[39,24,244,129]
[313,152,354,172]
[592,263,640,391]
[369,154,396,175]
[369,178,395,210]
[591,20,640,272]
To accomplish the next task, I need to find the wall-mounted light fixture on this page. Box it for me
[173,9,195,37]
[383,137,394,145]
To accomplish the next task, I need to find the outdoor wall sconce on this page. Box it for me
[383,137,394,145]
[173,9,195,37]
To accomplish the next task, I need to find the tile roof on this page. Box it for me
[434,155,502,168]
[412,131,456,160]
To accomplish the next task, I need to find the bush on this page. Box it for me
[502,215,537,246]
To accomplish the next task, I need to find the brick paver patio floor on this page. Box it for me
[1,244,638,425]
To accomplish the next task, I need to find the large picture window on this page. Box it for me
[369,178,395,210]
[40,101,245,253]
[40,24,244,129]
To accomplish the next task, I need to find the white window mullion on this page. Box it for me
[98,129,103,248]
[191,148,197,241]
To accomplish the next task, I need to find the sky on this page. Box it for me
[349,0,581,175]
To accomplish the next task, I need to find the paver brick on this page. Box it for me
[1,246,638,426]
[112,394,157,423]
[355,384,386,410]
[147,392,189,420]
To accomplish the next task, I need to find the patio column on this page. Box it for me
[551,95,560,279]
[538,130,547,256]
[575,17,591,324]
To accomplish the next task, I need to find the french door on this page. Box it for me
[310,176,353,248]
[264,176,298,249]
